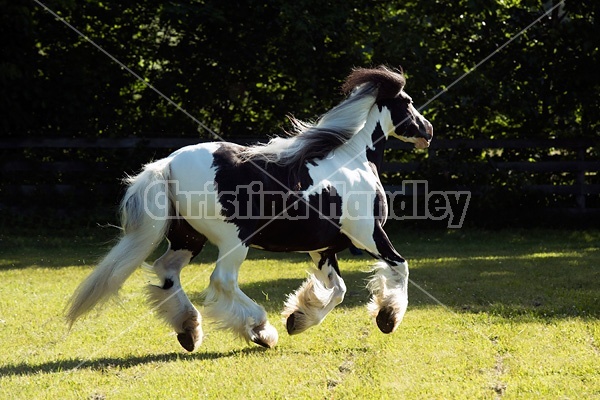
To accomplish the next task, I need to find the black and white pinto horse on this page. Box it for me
[66,66,433,351]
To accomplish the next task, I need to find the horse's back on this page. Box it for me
[169,141,236,186]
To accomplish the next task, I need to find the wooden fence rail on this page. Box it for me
[1,137,598,217]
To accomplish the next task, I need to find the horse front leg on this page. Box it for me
[283,251,347,335]
[203,240,278,348]
[365,223,410,334]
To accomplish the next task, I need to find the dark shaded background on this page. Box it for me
[1,0,598,227]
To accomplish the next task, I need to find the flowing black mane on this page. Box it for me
[342,66,406,100]
[240,66,406,167]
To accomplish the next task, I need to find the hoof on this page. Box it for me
[251,336,271,348]
[376,307,397,334]
[286,311,305,335]
[177,318,202,352]
[251,322,278,348]
[177,332,198,352]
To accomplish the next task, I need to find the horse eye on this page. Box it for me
[395,97,410,106]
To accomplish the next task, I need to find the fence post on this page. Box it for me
[575,145,586,210]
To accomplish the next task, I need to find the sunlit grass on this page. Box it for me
[0,228,599,399]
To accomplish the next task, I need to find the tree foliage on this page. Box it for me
[1,1,598,226]
[2,0,597,140]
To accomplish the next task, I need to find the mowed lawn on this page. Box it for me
[0,227,598,399]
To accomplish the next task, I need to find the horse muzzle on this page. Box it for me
[414,137,431,149]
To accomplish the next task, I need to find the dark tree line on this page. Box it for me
[2,0,598,141]
[0,1,598,226]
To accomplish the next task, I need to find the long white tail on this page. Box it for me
[66,157,173,326]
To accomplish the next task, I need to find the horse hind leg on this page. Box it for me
[146,221,207,352]
[283,252,347,335]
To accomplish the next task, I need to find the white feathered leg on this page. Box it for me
[146,247,203,351]
[203,242,278,348]
[367,260,409,333]
[283,252,347,335]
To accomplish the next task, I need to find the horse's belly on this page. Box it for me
[247,218,350,253]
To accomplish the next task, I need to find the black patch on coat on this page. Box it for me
[211,143,351,253]
[163,278,174,290]
[372,223,405,265]
[366,122,387,171]
[167,218,207,259]
[319,251,342,277]
[366,125,388,226]
[377,96,427,140]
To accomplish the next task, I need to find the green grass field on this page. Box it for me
[0,227,598,399]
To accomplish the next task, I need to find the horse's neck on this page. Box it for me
[365,130,386,171]
[342,107,387,171]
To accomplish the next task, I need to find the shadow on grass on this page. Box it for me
[3,227,596,270]
[407,250,600,321]
[0,237,314,270]
[185,249,600,322]
[188,266,374,312]
[3,228,599,322]
[0,347,268,378]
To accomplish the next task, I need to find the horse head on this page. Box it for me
[343,66,433,149]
